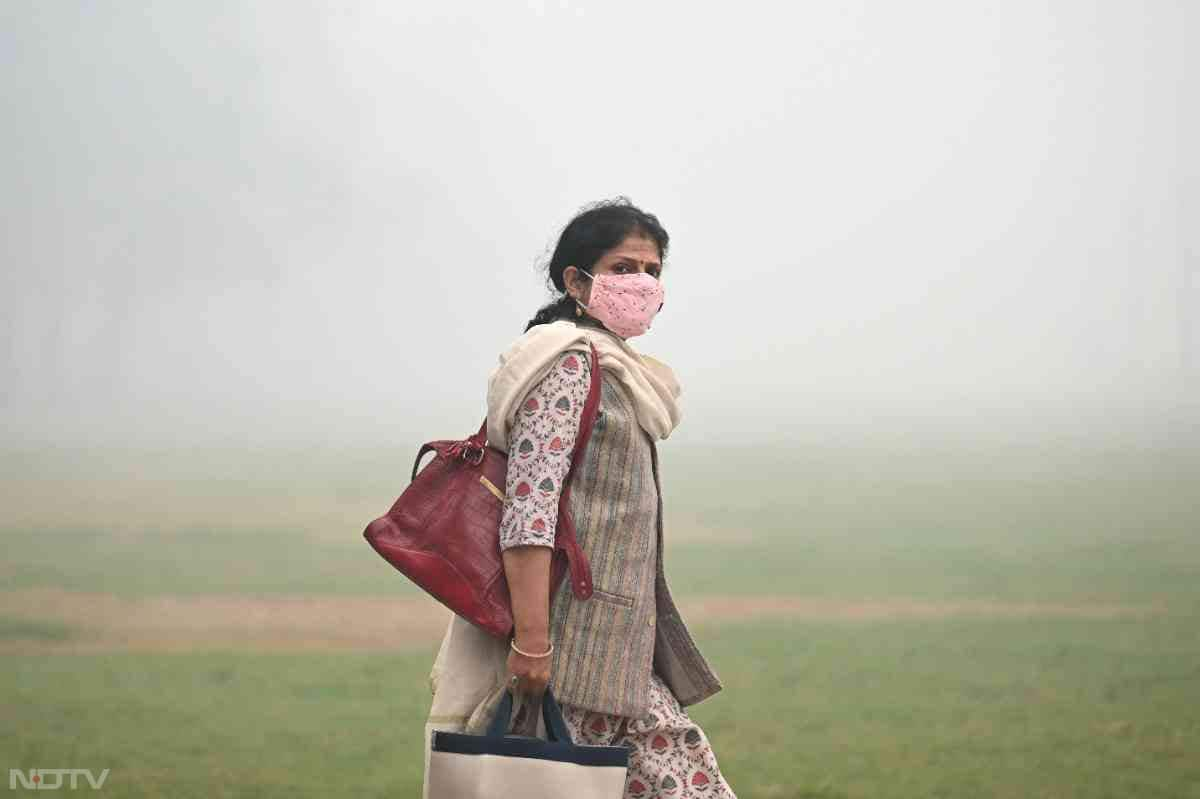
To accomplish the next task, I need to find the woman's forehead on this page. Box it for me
[602,235,661,264]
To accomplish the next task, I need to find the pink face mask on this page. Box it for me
[574,268,665,339]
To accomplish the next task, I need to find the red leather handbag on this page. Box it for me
[363,342,601,639]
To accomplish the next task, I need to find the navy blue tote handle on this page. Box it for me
[487,685,574,744]
[431,682,628,769]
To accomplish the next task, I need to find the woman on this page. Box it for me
[425,198,737,799]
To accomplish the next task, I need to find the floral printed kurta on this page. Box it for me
[558,669,737,798]
[498,347,592,552]
[500,347,738,799]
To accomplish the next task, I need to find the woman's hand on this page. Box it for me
[506,631,552,736]
[506,632,552,699]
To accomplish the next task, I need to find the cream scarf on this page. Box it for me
[485,318,683,452]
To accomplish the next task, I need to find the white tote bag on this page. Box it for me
[423,613,628,799]
[428,685,628,798]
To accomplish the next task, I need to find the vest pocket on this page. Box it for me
[590,587,635,608]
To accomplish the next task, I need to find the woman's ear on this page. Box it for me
[563,265,586,302]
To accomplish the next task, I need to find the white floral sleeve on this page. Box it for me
[498,348,592,551]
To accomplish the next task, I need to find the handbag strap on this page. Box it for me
[410,443,438,482]
[410,413,492,482]
[551,342,601,600]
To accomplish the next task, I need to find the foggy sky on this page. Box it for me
[2,1,1195,450]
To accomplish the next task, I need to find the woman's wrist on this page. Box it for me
[511,637,554,658]
[512,628,550,650]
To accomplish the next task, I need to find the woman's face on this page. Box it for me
[564,233,663,308]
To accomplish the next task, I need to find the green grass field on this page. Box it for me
[2,440,1198,797]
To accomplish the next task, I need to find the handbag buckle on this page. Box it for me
[445,439,485,465]
[448,438,485,466]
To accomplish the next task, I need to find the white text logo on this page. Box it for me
[9,770,110,791]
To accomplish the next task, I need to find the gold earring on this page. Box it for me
[575,302,582,317]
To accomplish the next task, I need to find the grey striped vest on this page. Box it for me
[547,364,723,720]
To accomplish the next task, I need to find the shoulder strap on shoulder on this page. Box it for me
[551,342,600,600]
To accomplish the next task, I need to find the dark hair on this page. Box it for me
[524,197,669,333]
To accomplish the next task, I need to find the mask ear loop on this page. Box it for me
[573,268,595,312]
